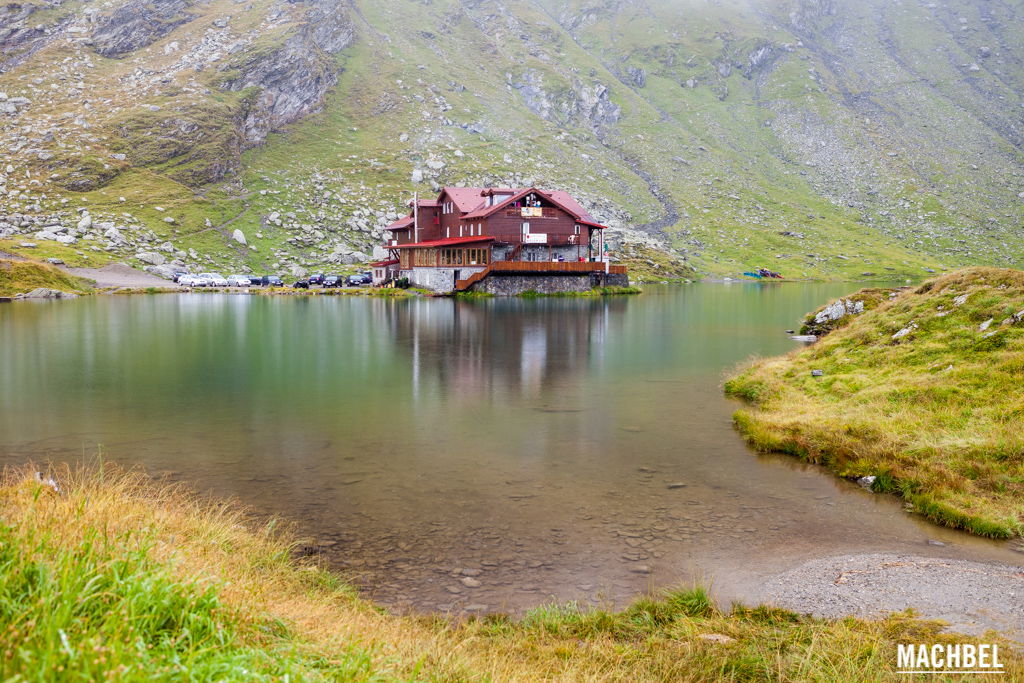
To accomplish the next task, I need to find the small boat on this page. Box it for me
[743,268,784,279]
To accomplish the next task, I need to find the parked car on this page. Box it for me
[172,271,190,283]
[199,272,229,287]
[226,274,252,286]
[244,274,262,286]
[323,275,343,288]
[180,274,210,287]
[346,273,372,286]
[308,273,325,286]
[263,275,284,287]
[292,279,309,289]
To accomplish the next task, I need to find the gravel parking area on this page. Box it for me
[64,264,176,289]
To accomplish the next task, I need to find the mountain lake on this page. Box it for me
[2,284,1022,615]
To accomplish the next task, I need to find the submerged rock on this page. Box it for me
[19,288,78,299]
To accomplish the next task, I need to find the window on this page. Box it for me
[574,224,580,235]
[446,227,450,238]
[412,248,438,267]
[437,248,489,267]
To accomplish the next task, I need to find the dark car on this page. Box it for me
[346,273,372,287]
[172,271,189,283]
[308,273,325,286]
[244,275,262,286]
[323,275,343,288]
[292,279,309,289]
[263,275,283,287]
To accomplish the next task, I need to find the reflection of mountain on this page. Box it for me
[386,298,631,401]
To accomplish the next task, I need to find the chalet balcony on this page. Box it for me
[516,234,586,246]
[505,206,558,219]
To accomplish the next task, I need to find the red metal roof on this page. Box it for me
[439,187,523,214]
[547,191,594,222]
[384,216,413,231]
[576,219,607,229]
[391,236,495,249]
[370,258,399,267]
[461,187,598,223]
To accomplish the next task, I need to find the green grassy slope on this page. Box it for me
[1,0,1022,280]
[726,267,1024,538]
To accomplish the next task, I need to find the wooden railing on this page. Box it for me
[504,207,558,218]
[455,261,626,291]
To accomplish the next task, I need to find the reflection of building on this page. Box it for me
[381,187,628,294]
[383,297,629,400]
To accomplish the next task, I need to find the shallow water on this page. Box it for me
[2,285,1021,614]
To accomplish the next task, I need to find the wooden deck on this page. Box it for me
[455,261,626,291]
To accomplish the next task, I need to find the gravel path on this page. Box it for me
[64,264,175,289]
[756,553,1024,638]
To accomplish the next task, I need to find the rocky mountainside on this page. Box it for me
[1,0,1022,280]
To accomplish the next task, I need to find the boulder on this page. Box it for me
[143,264,178,280]
[231,229,247,245]
[135,251,166,266]
[104,225,126,244]
[892,322,918,340]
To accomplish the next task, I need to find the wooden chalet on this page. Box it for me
[378,187,628,294]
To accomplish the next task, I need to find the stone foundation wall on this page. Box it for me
[401,266,485,293]
[471,271,629,296]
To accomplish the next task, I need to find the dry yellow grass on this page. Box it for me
[0,258,93,297]
[2,461,1020,681]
